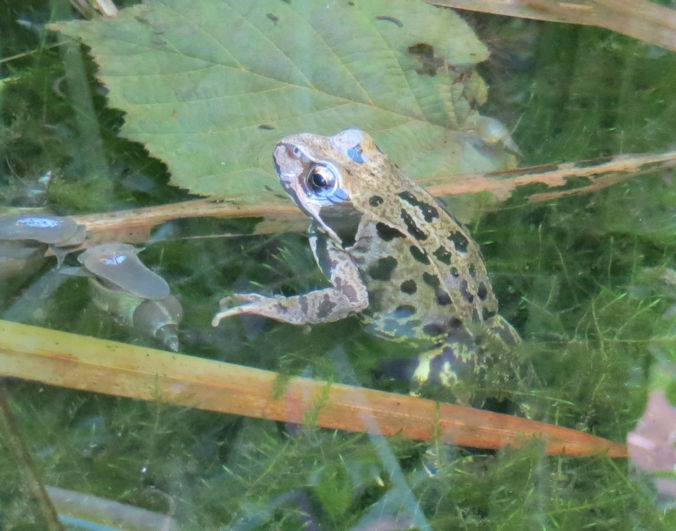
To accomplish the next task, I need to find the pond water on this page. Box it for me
[1,1,674,529]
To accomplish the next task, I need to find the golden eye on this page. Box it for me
[307,164,336,191]
[304,163,348,205]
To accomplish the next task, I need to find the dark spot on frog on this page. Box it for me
[433,245,451,265]
[398,191,439,222]
[423,323,444,337]
[422,272,440,289]
[336,278,360,303]
[369,195,384,207]
[448,317,463,329]
[401,210,427,241]
[266,13,279,24]
[450,266,459,277]
[436,290,451,306]
[381,318,420,337]
[258,124,275,130]
[368,256,398,281]
[449,231,469,253]
[317,295,336,319]
[409,245,429,265]
[460,280,474,303]
[376,222,404,241]
[375,15,403,27]
[393,305,416,318]
[383,318,417,335]
[383,319,398,332]
[400,280,417,294]
[468,263,476,277]
[483,309,497,324]
[477,282,488,301]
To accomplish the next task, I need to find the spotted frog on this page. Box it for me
[213,129,521,397]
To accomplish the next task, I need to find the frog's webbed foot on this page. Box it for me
[212,285,368,328]
[213,231,368,328]
[211,294,263,326]
[217,293,270,309]
[212,293,294,327]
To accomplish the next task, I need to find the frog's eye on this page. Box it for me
[305,163,347,204]
[307,163,336,191]
[292,146,302,158]
[308,164,332,188]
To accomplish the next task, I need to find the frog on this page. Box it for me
[212,128,521,399]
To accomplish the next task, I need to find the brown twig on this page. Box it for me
[67,151,674,246]
[424,151,676,201]
[0,320,628,457]
[430,0,676,51]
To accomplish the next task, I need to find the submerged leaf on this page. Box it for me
[51,0,514,204]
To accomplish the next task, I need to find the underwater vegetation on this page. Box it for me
[1,0,675,528]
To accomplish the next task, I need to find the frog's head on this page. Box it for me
[273,128,387,243]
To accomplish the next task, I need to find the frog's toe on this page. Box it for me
[212,293,264,326]
[217,293,266,307]
[211,307,236,327]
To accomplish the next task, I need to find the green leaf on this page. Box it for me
[51,0,513,204]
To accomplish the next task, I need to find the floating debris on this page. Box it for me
[0,213,85,246]
[78,243,182,351]
[78,243,169,300]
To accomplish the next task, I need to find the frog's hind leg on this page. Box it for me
[485,314,521,346]
[410,315,521,403]
[410,333,482,403]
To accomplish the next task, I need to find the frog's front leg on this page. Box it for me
[212,231,368,327]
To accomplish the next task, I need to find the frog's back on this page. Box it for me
[346,168,522,391]
[343,154,499,334]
